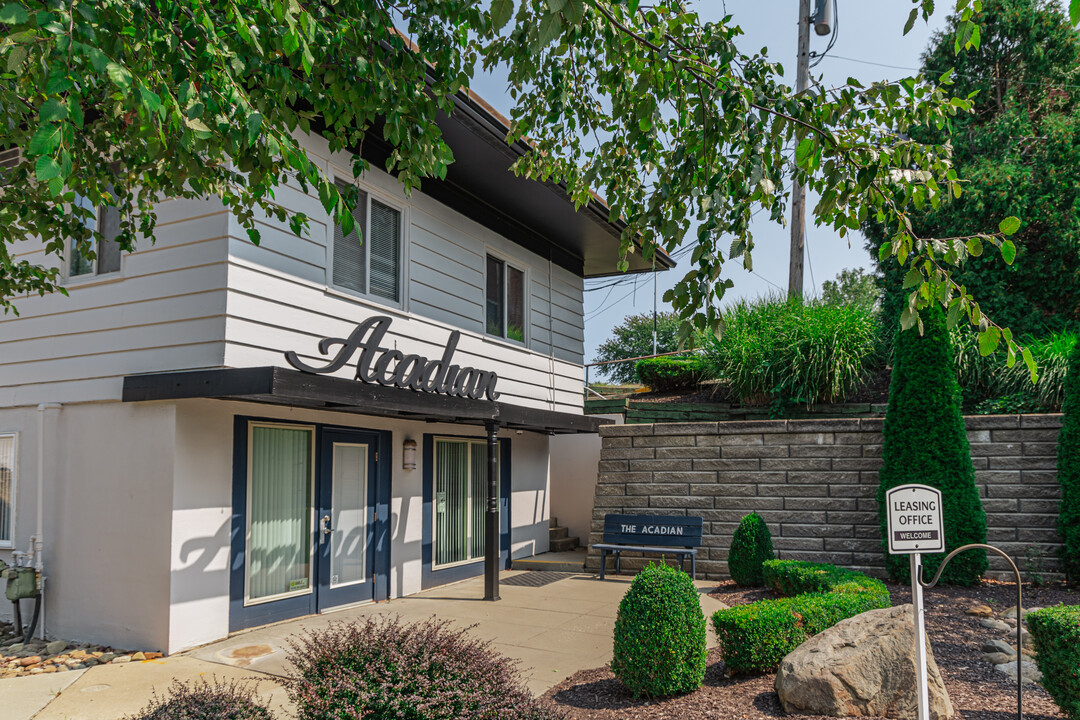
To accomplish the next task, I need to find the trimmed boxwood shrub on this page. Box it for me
[728,513,775,587]
[611,563,707,698]
[877,305,988,585]
[287,616,563,720]
[125,679,273,720]
[1058,339,1080,580]
[1028,605,1080,719]
[712,560,890,674]
[635,355,707,392]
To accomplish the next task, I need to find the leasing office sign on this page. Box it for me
[285,315,500,401]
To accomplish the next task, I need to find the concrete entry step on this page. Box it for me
[549,536,580,552]
[512,548,591,573]
[549,526,569,541]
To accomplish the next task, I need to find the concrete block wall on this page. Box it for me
[586,415,1064,581]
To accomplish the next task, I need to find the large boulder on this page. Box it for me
[774,605,954,720]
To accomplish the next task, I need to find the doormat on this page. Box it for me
[501,571,576,588]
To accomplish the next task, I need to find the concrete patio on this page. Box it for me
[4,570,725,719]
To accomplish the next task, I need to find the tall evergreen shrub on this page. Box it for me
[877,306,988,584]
[727,513,775,586]
[1057,340,1080,579]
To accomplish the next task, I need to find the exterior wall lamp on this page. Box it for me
[402,438,417,470]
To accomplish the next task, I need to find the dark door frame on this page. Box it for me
[229,415,391,632]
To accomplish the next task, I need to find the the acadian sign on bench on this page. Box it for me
[593,514,704,580]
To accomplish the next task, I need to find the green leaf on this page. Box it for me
[627,0,640,13]
[39,98,69,123]
[138,86,162,115]
[106,62,132,89]
[491,0,514,29]
[977,327,1001,356]
[795,138,814,167]
[283,29,300,55]
[1000,239,1016,265]
[28,123,62,156]
[0,3,29,24]
[902,266,922,289]
[1023,346,1038,384]
[946,300,963,329]
[35,155,61,181]
[246,112,263,144]
[878,241,893,261]
[998,216,1020,235]
[537,11,562,47]
[903,8,918,34]
[965,237,983,257]
[1072,0,1080,25]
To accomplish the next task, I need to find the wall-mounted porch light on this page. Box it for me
[402,438,417,470]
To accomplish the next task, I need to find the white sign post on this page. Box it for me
[886,484,945,720]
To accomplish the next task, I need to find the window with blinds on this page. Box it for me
[485,255,526,343]
[0,434,14,548]
[332,180,401,303]
[433,438,496,568]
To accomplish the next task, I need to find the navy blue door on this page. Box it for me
[317,429,379,609]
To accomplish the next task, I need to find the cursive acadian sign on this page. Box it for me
[284,316,500,401]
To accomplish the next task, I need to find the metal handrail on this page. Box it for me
[917,544,1024,720]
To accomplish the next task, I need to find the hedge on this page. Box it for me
[727,513,775,587]
[1058,340,1080,580]
[635,355,707,392]
[712,560,890,674]
[877,305,988,585]
[1028,605,1080,719]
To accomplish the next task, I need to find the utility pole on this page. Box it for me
[788,0,811,300]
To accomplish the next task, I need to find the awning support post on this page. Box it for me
[484,420,501,601]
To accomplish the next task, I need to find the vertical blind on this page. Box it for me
[0,435,13,546]
[369,200,400,301]
[486,256,504,336]
[434,439,495,567]
[332,180,368,294]
[248,426,313,601]
[507,266,525,342]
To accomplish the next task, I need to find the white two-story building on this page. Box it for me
[0,92,671,654]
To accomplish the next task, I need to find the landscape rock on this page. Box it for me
[965,605,994,618]
[994,660,1042,685]
[983,652,1015,665]
[980,618,1010,632]
[19,656,41,667]
[7,642,24,653]
[981,639,1016,656]
[45,640,68,655]
[775,605,954,720]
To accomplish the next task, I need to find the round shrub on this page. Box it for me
[611,563,706,698]
[1057,339,1080,580]
[1028,605,1080,719]
[287,616,563,720]
[727,513,775,586]
[125,679,272,720]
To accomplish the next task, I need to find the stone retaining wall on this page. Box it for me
[585,415,1064,581]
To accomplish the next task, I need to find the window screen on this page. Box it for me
[368,200,400,301]
[0,435,12,546]
[507,266,525,342]
[332,180,368,294]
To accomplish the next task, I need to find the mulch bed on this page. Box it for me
[542,578,1074,720]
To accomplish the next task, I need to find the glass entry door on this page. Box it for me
[316,429,379,609]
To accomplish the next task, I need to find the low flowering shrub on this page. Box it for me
[727,513,775,587]
[635,355,707,392]
[611,563,707,698]
[713,560,890,674]
[1028,605,1080,719]
[125,679,273,720]
[287,616,563,720]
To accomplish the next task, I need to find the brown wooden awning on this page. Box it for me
[122,366,608,434]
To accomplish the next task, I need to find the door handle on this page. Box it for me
[320,514,332,544]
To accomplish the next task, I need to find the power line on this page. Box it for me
[821,53,1080,91]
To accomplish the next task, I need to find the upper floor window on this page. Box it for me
[69,193,121,278]
[0,433,15,548]
[486,255,525,343]
[332,179,402,303]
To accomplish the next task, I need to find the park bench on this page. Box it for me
[593,514,704,580]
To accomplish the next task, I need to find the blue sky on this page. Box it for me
[468,1,952,363]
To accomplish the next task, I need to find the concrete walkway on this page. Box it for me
[4,570,724,719]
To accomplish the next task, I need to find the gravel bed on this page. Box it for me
[542,579,1074,720]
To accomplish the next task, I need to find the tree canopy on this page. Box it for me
[594,310,685,383]
[0,0,1039,374]
[867,0,1080,341]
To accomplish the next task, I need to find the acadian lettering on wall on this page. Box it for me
[285,316,500,401]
